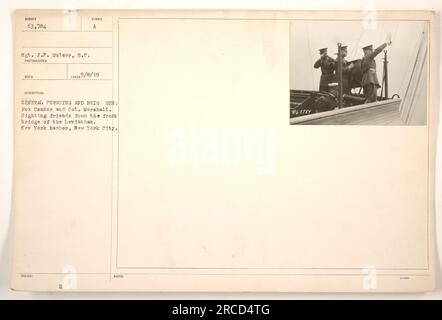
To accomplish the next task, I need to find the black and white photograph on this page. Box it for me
[290,20,428,125]
[1,2,441,302]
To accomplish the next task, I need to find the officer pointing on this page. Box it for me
[361,33,392,103]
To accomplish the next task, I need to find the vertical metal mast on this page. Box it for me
[383,50,389,99]
[337,43,343,108]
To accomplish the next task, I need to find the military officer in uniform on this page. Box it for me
[361,33,392,103]
[313,48,336,92]
[337,45,355,95]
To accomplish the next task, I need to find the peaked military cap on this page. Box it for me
[319,48,327,54]
[362,44,373,51]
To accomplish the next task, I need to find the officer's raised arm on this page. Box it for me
[366,33,392,60]
[314,48,328,68]
[314,58,322,68]
[372,43,388,58]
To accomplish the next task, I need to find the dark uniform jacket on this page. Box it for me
[361,43,387,88]
[313,55,336,89]
[341,58,352,93]
[332,57,352,94]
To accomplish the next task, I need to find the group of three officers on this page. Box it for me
[313,34,392,103]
